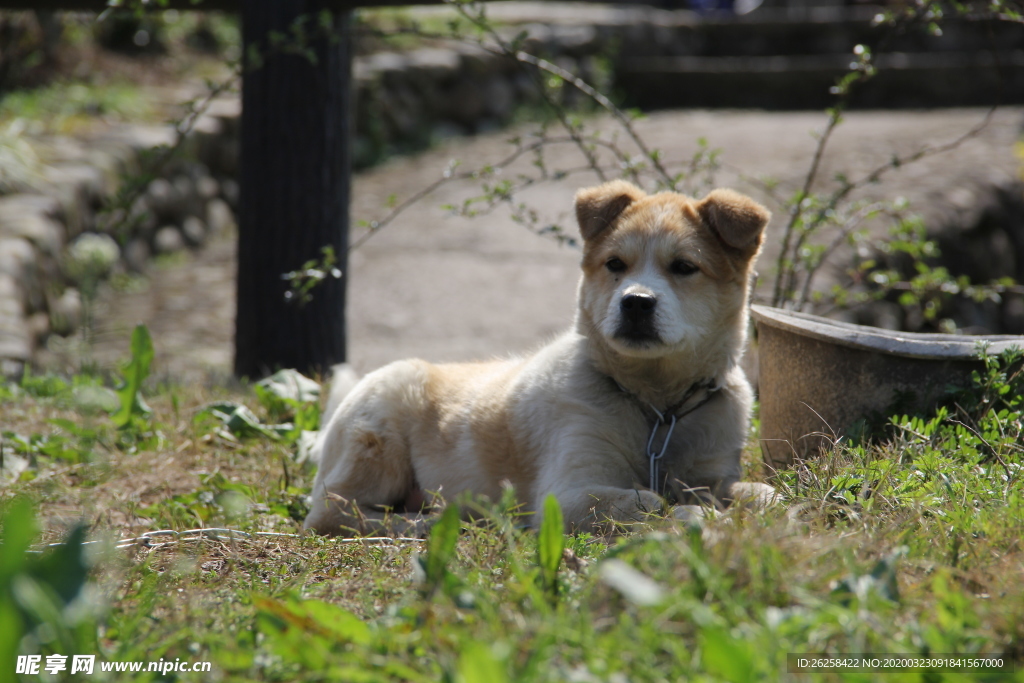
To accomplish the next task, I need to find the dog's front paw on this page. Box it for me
[670,504,706,526]
[632,488,667,517]
[726,481,778,509]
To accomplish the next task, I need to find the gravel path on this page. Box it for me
[59,107,1023,382]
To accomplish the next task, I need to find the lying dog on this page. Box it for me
[304,180,776,536]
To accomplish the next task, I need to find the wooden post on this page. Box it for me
[234,1,352,379]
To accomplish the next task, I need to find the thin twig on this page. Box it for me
[445,0,608,182]
[783,105,996,311]
[346,133,626,254]
[511,51,674,187]
[794,201,888,310]
[771,110,842,308]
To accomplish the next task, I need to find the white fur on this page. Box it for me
[303,183,776,536]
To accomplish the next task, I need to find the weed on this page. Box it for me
[111,324,154,432]
[0,499,101,677]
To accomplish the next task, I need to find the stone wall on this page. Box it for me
[0,103,239,377]
[0,26,598,375]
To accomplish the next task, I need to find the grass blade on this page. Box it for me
[537,494,564,598]
[422,503,460,594]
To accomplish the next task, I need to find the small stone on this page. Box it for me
[206,96,241,120]
[0,274,24,313]
[154,225,185,254]
[0,298,31,362]
[1,359,25,380]
[949,187,975,210]
[0,237,36,283]
[99,123,176,153]
[363,51,408,75]
[145,178,178,220]
[43,163,108,203]
[406,47,461,79]
[197,175,220,200]
[0,213,64,257]
[0,194,62,221]
[205,198,236,235]
[181,216,207,246]
[0,237,44,313]
[50,287,82,336]
[173,174,195,200]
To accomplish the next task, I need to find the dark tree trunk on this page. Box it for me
[235,2,351,379]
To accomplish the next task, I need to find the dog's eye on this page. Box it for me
[670,259,698,276]
[605,257,627,273]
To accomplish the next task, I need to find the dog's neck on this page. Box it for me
[577,310,747,412]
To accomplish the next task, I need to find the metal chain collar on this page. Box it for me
[640,379,721,495]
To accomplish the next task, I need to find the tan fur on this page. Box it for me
[304,181,776,536]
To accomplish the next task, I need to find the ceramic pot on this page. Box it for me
[751,304,1023,469]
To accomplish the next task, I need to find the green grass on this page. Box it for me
[0,80,152,135]
[1,342,1022,682]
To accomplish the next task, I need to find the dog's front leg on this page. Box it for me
[546,485,667,533]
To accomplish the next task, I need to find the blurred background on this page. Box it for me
[0,0,1021,384]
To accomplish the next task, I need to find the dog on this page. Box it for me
[304,179,776,536]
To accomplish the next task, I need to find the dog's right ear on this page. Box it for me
[575,180,646,242]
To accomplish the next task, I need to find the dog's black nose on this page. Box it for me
[620,293,657,315]
[616,293,660,344]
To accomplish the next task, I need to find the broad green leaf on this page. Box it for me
[701,628,755,683]
[302,600,371,645]
[254,596,369,668]
[458,641,508,683]
[255,369,320,405]
[0,497,36,581]
[29,524,90,605]
[199,401,296,441]
[0,596,23,681]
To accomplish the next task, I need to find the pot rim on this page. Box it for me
[750,304,1024,360]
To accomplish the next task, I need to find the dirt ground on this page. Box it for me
[51,106,1024,383]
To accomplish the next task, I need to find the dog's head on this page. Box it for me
[574,180,769,361]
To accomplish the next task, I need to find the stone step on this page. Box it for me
[633,14,1023,59]
[616,50,1024,108]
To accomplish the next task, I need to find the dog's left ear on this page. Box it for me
[575,180,646,242]
[696,189,771,253]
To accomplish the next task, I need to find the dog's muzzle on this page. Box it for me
[616,293,660,344]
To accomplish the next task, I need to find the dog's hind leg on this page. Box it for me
[304,415,422,536]
[305,492,431,537]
